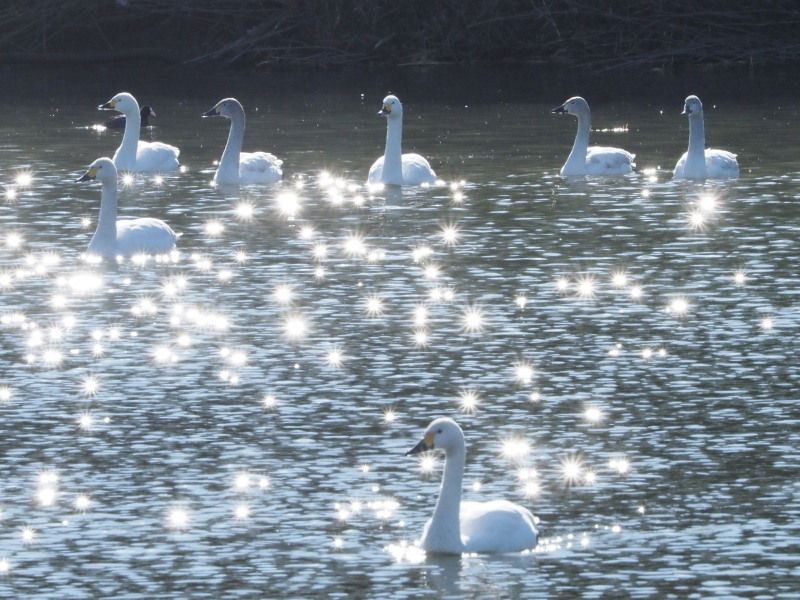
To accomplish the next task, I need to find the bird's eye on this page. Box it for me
[436,428,442,434]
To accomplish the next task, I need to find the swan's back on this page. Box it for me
[114,217,178,256]
[368,153,437,185]
[460,500,538,554]
[133,140,180,172]
[239,151,283,184]
[585,146,636,176]
[673,149,739,179]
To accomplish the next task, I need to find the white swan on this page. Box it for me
[98,92,180,172]
[673,95,739,180]
[203,97,283,185]
[551,96,635,176]
[368,95,437,186]
[406,417,539,555]
[77,157,179,258]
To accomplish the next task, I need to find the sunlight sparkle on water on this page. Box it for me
[500,437,531,462]
[0,557,9,574]
[325,346,345,368]
[167,506,189,530]
[0,386,12,404]
[15,171,33,187]
[611,269,629,288]
[5,231,24,250]
[418,454,439,475]
[233,201,256,221]
[560,453,585,486]
[457,388,481,413]
[74,494,91,513]
[556,276,570,293]
[411,244,434,263]
[282,313,308,341]
[412,328,429,348]
[364,294,385,317]
[515,294,527,309]
[733,269,748,286]
[439,221,460,246]
[20,526,36,544]
[609,456,631,475]
[575,274,597,299]
[382,407,398,424]
[261,393,278,410]
[81,375,100,396]
[204,219,225,237]
[461,305,486,333]
[583,405,604,424]
[686,208,707,231]
[343,232,367,257]
[273,283,295,306]
[514,360,535,385]
[760,315,774,331]
[233,503,250,521]
[77,410,95,432]
[666,296,691,317]
[275,191,301,218]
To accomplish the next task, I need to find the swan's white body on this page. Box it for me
[78,157,178,258]
[673,95,739,180]
[368,95,437,186]
[203,98,283,185]
[99,92,180,172]
[407,418,538,555]
[552,96,635,176]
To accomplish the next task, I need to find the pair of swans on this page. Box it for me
[552,95,738,179]
[407,418,538,555]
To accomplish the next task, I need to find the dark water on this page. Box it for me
[0,65,798,598]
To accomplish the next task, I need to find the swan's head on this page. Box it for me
[203,98,244,120]
[551,96,590,117]
[99,92,139,115]
[141,105,156,118]
[406,418,465,455]
[379,95,403,119]
[682,95,703,117]
[77,157,117,184]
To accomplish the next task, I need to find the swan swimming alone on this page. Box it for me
[406,417,539,555]
[77,157,179,258]
[551,96,636,176]
[98,92,180,172]
[673,95,739,180]
[104,105,155,130]
[203,97,283,185]
[368,95,437,186]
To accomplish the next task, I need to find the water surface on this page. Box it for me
[0,65,798,598]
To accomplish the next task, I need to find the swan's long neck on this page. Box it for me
[425,441,466,552]
[89,179,118,256]
[381,116,404,186]
[216,111,245,183]
[684,113,707,178]
[562,112,591,175]
[115,109,142,171]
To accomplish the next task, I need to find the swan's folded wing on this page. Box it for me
[239,151,283,183]
[460,500,538,553]
[586,146,635,175]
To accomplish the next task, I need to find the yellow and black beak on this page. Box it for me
[406,431,435,456]
[203,104,222,118]
[378,103,392,117]
[551,103,568,114]
[77,166,100,183]
[98,98,118,111]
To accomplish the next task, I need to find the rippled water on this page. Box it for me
[0,65,799,598]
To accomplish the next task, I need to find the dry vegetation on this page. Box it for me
[1,0,799,68]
